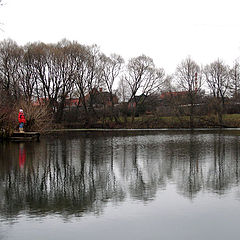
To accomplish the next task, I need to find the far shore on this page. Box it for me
[3,114,240,140]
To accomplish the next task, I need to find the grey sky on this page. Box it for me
[1,0,240,74]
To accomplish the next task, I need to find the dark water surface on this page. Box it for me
[1,129,240,240]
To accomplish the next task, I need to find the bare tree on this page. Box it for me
[84,45,104,117]
[116,76,131,123]
[161,74,174,92]
[117,76,131,103]
[28,42,56,108]
[123,55,165,121]
[27,40,77,122]
[18,44,39,102]
[74,44,104,124]
[73,44,90,119]
[0,39,23,101]
[204,59,230,125]
[229,60,240,99]
[53,40,78,122]
[100,53,124,122]
[175,57,202,127]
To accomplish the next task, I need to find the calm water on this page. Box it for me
[1,129,240,240]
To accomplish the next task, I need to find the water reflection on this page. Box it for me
[18,143,26,168]
[0,131,240,220]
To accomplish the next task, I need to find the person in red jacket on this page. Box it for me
[18,109,26,132]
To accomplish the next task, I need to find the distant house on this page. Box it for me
[85,88,118,107]
[128,94,147,109]
[160,91,188,100]
[64,97,80,108]
[32,88,118,110]
[32,97,50,106]
[127,92,191,114]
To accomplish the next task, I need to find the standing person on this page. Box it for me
[18,109,26,132]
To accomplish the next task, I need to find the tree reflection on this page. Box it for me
[0,131,240,220]
[206,134,240,193]
[173,133,204,199]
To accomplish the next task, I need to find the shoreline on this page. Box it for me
[47,127,240,132]
[2,128,240,142]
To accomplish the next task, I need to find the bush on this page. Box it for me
[14,100,53,132]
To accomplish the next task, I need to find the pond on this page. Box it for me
[1,129,240,240]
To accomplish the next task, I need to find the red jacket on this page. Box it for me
[18,112,26,123]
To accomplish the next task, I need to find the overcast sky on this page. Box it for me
[1,0,240,74]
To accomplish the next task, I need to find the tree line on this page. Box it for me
[0,38,240,132]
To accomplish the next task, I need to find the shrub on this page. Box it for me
[14,100,53,132]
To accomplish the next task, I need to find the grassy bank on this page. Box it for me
[61,114,240,129]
